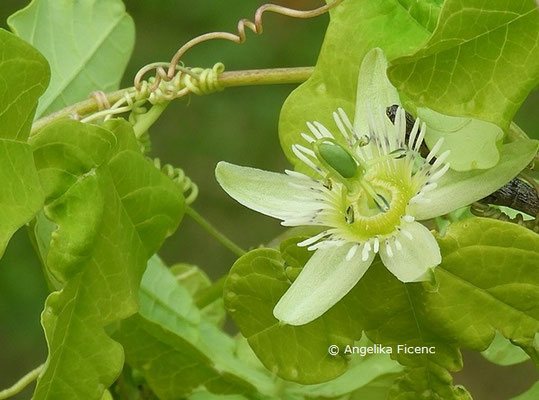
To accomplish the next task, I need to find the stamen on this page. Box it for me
[426,138,444,163]
[295,144,316,157]
[313,121,334,138]
[431,150,450,170]
[292,145,323,175]
[359,180,390,213]
[413,122,427,153]
[395,107,407,147]
[346,244,360,261]
[285,169,317,182]
[362,241,371,261]
[385,240,393,257]
[308,239,342,251]
[301,132,316,143]
[394,237,402,251]
[430,163,451,181]
[373,237,380,253]
[333,111,353,145]
[407,120,420,151]
[281,216,317,226]
[345,205,355,224]
[337,108,354,134]
[307,122,323,139]
[297,230,330,247]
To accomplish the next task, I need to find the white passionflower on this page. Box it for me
[216,48,538,326]
[216,105,448,325]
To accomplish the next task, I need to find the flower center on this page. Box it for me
[340,176,413,240]
[290,106,450,253]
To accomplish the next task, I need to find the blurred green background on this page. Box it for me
[0,1,537,399]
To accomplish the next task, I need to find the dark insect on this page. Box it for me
[386,104,430,158]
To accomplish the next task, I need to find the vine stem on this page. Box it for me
[30,66,314,136]
[0,364,44,399]
[185,206,246,258]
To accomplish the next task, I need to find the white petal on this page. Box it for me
[411,139,538,220]
[215,162,322,220]
[380,222,440,282]
[273,243,375,326]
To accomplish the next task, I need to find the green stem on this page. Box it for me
[0,364,44,399]
[132,102,169,138]
[185,206,246,258]
[30,66,313,136]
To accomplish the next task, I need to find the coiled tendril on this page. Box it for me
[81,1,343,124]
[134,0,343,92]
[152,158,199,205]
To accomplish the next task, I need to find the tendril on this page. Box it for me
[80,63,225,125]
[471,202,539,233]
[134,0,344,92]
[152,158,199,205]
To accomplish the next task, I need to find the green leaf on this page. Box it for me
[417,218,539,363]
[396,0,444,32]
[170,263,226,326]
[225,236,471,396]
[417,107,504,171]
[388,0,539,129]
[224,247,366,384]
[481,332,530,366]
[350,260,471,400]
[279,0,437,167]
[0,29,48,258]
[8,0,135,118]
[286,342,403,399]
[114,256,276,399]
[510,382,539,400]
[30,119,184,400]
[232,333,402,399]
[346,217,539,398]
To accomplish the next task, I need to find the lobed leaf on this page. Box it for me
[224,240,384,384]
[30,119,184,400]
[8,0,135,118]
[0,29,49,258]
[388,0,539,130]
[351,260,471,400]
[416,218,539,362]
